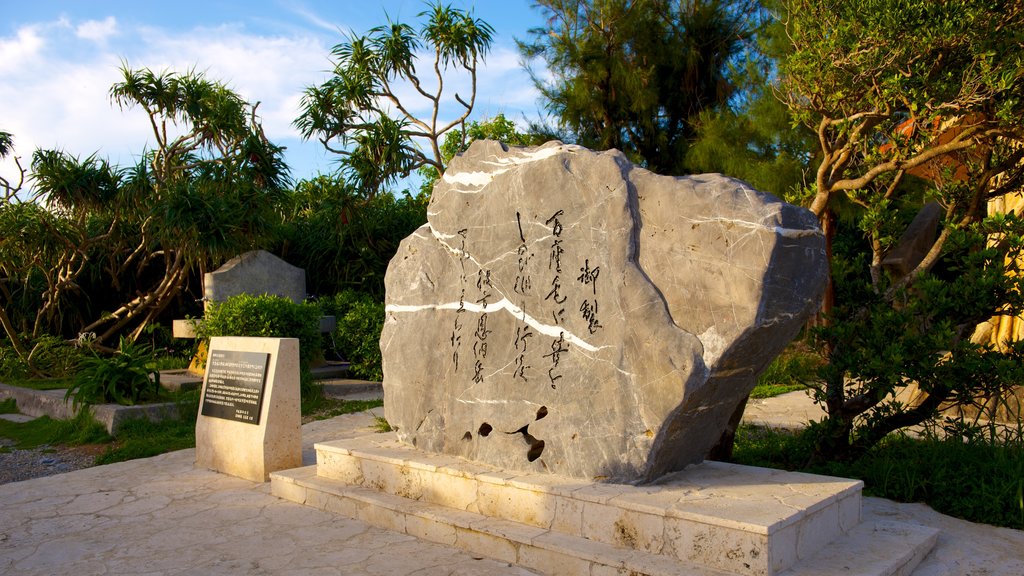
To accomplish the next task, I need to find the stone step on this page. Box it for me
[780,520,939,576]
[0,382,178,435]
[319,379,382,400]
[271,463,937,576]
[269,433,937,575]
[271,465,733,576]
[312,434,864,574]
[0,413,36,423]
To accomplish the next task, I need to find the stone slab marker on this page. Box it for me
[204,250,306,308]
[382,141,827,483]
[195,336,301,482]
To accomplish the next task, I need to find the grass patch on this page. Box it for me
[0,398,17,414]
[749,383,808,399]
[1,376,75,390]
[731,424,1024,530]
[750,342,821,399]
[0,410,111,450]
[373,416,393,433]
[95,416,197,465]
[94,390,201,465]
[303,396,383,422]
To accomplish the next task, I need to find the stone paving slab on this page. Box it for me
[0,413,35,423]
[1,402,1023,575]
[742,391,825,430]
[0,411,537,576]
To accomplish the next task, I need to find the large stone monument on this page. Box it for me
[273,142,938,576]
[382,141,828,483]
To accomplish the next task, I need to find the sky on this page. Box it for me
[1,1,550,193]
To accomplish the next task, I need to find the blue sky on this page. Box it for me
[1,1,549,191]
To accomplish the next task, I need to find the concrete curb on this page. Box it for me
[0,382,179,436]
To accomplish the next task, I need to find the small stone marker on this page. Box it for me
[195,336,301,482]
[203,250,306,309]
[382,141,828,483]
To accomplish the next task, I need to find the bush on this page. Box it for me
[318,290,384,381]
[278,176,427,299]
[65,337,160,409]
[732,423,1024,530]
[198,294,325,405]
[0,341,26,378]
[0,334,84,379]
[198,294,323,373]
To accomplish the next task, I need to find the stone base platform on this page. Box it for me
[270,434,937,576]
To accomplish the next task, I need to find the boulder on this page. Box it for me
[382,141,826,483]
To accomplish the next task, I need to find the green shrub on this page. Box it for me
[0,334,84,379]
[65,337,160,409]
[198,294,325,404]
[732,423,1024,530]
[751,343,821,399]
[198,294,323,373]
[316,289,369,320]
[319,290,384,381]
[0,341,25,378]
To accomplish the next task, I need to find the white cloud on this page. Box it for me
[0,11,542,191]
[475,46,542,115]
[0,19,330,187]
[130,25,332,140]
[76,16,118,43]
[0,25,45,75]
[284,2,344,34]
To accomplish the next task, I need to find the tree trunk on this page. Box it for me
[0,303,38,375]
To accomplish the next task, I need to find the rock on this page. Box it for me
[203,250,306,309]
[882,201,942,280]
[382,141,826,483]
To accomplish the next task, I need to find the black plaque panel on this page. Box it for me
[201,349,270,424]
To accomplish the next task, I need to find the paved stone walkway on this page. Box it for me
[1,395,1022,575]
[0,410,535,576]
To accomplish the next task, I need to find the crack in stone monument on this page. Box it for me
[382,141,826,483]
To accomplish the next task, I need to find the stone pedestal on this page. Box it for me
[196,337,301,482]
[271,436,938,576]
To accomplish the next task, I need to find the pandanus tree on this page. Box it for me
[80,65,290,346]
[0,134,123,366]
[295,2,494,197]
[0,66,289,360]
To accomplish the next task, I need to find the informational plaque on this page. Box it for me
[195,337,301,482]
[200,349,270,424]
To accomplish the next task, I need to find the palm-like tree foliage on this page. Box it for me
[0,66,289,362]
[296,2,494,197]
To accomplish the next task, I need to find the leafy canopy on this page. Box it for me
[774,0,1024,461]
[520,0,761,175]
